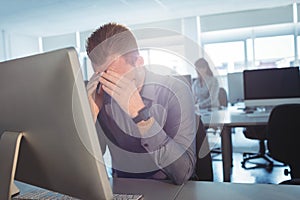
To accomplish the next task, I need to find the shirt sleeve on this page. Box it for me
[140,82,196,185]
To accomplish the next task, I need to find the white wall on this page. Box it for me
[80,30,93,53]
[42,33,77,52]
[0,30,6,61]
[9,33,40,59]
[201,5,293,32]
[0,30,40,61]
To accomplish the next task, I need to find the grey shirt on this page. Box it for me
[96,70,196,185]
[192,76,220,109]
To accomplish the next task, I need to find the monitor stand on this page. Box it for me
[0,131,23,200]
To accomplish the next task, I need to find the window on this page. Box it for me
[204,41,245,75]
[253,35,294,68]
[140,48,197,78]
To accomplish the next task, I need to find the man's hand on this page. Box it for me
[86,72,104,122]
[99,70,145,118]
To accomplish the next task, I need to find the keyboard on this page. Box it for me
[13,189,80,200]
[13,189,143,200]
[113,193,144,200]
[246,112,270,118]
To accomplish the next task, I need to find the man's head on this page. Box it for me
[86,23,141,73]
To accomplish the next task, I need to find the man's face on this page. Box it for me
[107,56,134,75]
[93,55,138,81]
[93,55,132,72]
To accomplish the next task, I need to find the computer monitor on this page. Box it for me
[243,67,300,108]
[173,74,192,89]
[227,72,244,105]
[0,48,113,199]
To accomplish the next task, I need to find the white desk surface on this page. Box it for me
[114,179,300,200]
[197,106,270,127]
[111,178,182,200]
[177,181,300,200]
[16,179,300,200]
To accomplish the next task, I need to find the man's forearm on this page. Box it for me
[162,145,196,185]
[140,121,196,184]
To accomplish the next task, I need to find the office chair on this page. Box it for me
[218,87,228,108]
[193,115,213,181]
[241,126,273,170]
[173,74,213,181]
[267,104,300,184]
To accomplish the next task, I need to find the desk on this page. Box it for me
[15,178,300,200]
[15,179,182,200]
[197,107,270,182]
[177,180,300,200]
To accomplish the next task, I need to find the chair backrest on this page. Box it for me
[174,75,213,181]
[267,104,300,178]
[218,87,228,107]
[194,115,213,181]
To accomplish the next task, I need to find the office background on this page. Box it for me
[1,0,300,90]
[1,0,299,185]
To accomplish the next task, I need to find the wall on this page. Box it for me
[0,30,6,61]
[201,5,293,32]
[0,30,39,61]
[42,33,77,52]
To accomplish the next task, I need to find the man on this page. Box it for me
[86,22,196,185]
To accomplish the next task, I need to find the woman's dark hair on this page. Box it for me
[194,58,213,77]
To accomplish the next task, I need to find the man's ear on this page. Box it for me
[135,56,144,67]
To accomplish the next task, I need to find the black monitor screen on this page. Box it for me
[243,67,300,100]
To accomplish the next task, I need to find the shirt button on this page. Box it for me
[143,143,149,147]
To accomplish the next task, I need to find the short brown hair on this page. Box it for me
[86,22,139,66]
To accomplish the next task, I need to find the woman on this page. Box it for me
[192,58,220,109]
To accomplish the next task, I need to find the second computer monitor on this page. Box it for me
[243,67,300,108]
[227,72,244,105]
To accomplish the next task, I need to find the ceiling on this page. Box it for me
[0,0,299,37]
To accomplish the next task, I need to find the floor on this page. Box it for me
[208,128,290,184]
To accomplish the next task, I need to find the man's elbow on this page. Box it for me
[172,177,188,185]
[171,167,194,185]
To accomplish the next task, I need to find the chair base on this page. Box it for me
[241,152,274,171]
[280,178,300,185]
[211,147,222,161]
[211,147,221,154]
